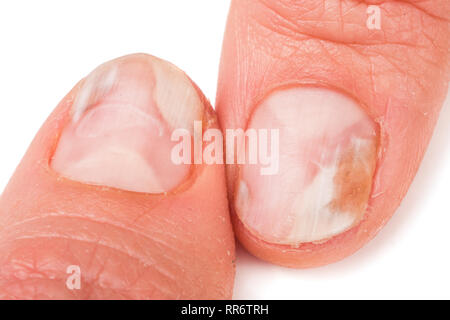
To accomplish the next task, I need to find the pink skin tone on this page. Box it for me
[0,0,449,299]
[217,0,449,268]
[0,55,235,299]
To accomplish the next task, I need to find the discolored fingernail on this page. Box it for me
[235,87,378,244]
[52,54,203,193]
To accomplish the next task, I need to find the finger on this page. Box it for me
[0,53,235,299]
[216,0,450,267]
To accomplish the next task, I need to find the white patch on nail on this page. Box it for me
[72,64,118,123]
[75,103,164,138]
[236,87,377,245]
[236,180,250,217]
[152,60,203,133]
[53,55,196,194]
[287,159,354,243]
[59,146,165,193]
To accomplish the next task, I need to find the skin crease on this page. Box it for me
[0,0,448,299]
[216,0,450,267]
[0,54,235,299]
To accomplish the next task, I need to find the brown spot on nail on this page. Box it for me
[329,138,377,222]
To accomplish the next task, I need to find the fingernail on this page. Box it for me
[235,87,378,244]
[52,54,203,193]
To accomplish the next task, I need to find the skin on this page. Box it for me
[0,0,449,298]
[0,60,235,299]
[216,0,449,267]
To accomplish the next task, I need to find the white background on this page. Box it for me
[0,0,449,299]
